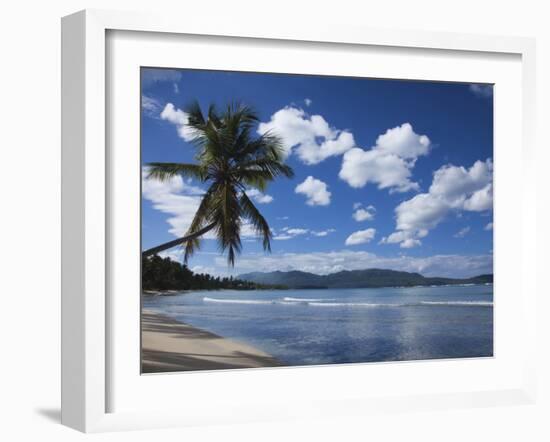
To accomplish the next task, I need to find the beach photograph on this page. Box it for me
[140,68,494,374]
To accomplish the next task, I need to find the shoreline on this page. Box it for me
[141,310,282,373]
[142,282,493,297]
[142,289,187,296]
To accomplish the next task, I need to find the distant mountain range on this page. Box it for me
[237,269,493,289]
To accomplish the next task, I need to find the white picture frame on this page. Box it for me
[61,9,537,433]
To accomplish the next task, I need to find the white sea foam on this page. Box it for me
[310,300,493,308]
[203,297,274,305]
[202,297,493,308]
[419,301,493,306]
[283,297,335,302]
[308,302,392,307]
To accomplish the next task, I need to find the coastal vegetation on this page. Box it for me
[142,255,285,292]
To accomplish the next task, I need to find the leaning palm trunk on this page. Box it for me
[142,222,216,257]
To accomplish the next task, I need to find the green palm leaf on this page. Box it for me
[147,163,205,181]
[240,191,272,252]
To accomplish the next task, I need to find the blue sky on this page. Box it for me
[141,68,493,278]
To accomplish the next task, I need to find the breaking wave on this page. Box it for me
[203,297,277,305]
[418,301,493,306]
[203,297,492,308]
[283,296,336,302]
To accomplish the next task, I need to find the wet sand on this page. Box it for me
[141,311,281,373]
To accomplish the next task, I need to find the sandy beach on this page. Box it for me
[141,311,281,373]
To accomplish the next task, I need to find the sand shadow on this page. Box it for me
[142,348,282,373]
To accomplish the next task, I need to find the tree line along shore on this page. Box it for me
[142,255,285,292]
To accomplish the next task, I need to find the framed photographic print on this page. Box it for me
[61,9,538,432]
[140,67,495,374]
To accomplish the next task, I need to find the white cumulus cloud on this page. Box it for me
[142,168,207,239]
[374,123,431,159]
[379,229,428,248]
[345,228,376,246]
[245,188,274,204]
[339,123,430,193]
[400,238,422,249]
[258,106,355,164]
[295,176,331,206]
[394,193,449,232]
[382,159,493,248]
[352,204,376,222]
[160,103,196,142]
[463,184,493,211]
[429,159,493,209]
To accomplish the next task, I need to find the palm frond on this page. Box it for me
[236,158,294,181]
[146,162,206,182]
[235,131,285,161]
[197,118,227,161]
[185,101,206,129]
[237,170,270,191]
[211,183,242,266]
[183,237,201,265]
[182,186,217,263]
[218,103,259,157]
[229,103,259,130]
[240,191,272,252]
[207,104,221,127]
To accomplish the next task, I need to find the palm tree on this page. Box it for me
[142,102,294,266]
